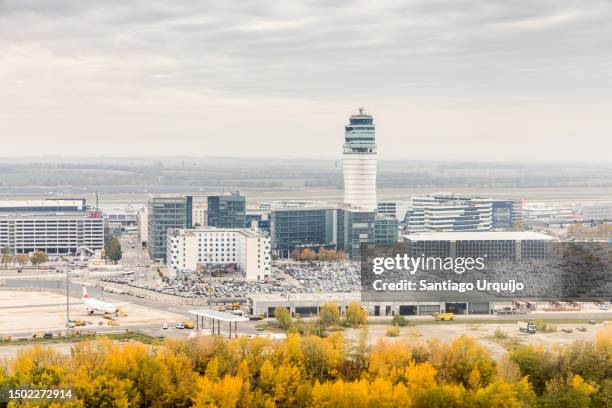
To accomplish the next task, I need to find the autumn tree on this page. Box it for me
[300,248,316,262]
[290,248,301,261]
[319,303,340,327]
[29,251,48,268]
[344,302,368,327]
[1,244,12,268]
[275,307,292,330]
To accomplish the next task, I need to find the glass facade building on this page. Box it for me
[147,195,192,262]
[374,216,399,245]
[207,193,246,228]
[270,208,336,257]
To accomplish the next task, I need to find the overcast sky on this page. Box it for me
[0,0,611,161]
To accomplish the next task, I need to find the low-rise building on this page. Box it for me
[166,227,271,280]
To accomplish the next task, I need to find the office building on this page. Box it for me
[406,194,492,233]
[0,199,103,254]
[270,206,338,258]
[207,193,246,228]
[403,231,555,261]
[138,206,148,247]
[343,108,377,211]
[166,227,271,280]
[192,202,208,227]
[378,201,411,222]
[0,199,87,213]
[374,215,399,245]
[491,199,523,229]
[246,210,270,232]
[147,195,192,262]
[337,207,376,260]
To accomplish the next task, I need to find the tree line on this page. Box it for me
[0,327,610,407]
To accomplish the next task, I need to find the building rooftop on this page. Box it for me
[247,292,361,301]
[169,226,265,238]
[188,308,249,322]
[403,231,555,241]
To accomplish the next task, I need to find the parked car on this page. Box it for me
[162,323,168,330]
[175,322,185,329]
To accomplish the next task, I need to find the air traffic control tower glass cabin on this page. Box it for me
[342,107,378,211]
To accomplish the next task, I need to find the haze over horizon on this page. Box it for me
[1,0,611,161]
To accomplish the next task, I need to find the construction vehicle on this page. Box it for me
[107,320,120,326]
[72,320,86,327]
[230,303,241,310]
[434,312,455,321]
[518,321,536,334]
[183,320,194,329]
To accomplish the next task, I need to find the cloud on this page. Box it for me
[0,0,610,160]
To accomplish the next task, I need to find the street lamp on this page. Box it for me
[64,257,71,335]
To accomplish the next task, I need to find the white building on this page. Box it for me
[378,201,411,222]
[166,227,271,280]
[137,206,148,246]
[407,194,492,233]
[0,212,104,254]
[192,202,208,227]
[343,108,377,211]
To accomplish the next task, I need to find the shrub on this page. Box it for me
[386,326,400,337]
[534,320,557,333]
[494,328,508,339]
[391,315,411,327]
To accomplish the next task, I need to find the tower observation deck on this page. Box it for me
[343,108,377,211]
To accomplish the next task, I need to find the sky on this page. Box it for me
[0,0,611,161]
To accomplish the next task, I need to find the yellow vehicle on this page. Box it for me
[107,320,120,326]
[217,306,226,312]
[73,320,86,327]
[434,312,455,321]
[230,303,241,310]
[183,320,194,329]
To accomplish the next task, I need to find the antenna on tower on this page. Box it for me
[95,190,99,212]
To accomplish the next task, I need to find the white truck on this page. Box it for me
[518,321,536,334]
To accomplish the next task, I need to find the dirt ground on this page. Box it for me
[344,322,606,360]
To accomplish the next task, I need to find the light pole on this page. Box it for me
[65,258,70,335]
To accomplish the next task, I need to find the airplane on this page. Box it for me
[82,286,128,315]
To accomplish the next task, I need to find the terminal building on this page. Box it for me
[249,231,555,318]
[166,227,271,280]
[0,199,104,255]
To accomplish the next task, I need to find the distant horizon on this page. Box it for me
[0,155,611,165]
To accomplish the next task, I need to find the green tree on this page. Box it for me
[29,251,48,268]
[275,307,292,330]
[105,236,122,263]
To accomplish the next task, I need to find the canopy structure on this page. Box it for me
[188,308,248,338]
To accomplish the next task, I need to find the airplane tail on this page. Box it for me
[82,286,89,298]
